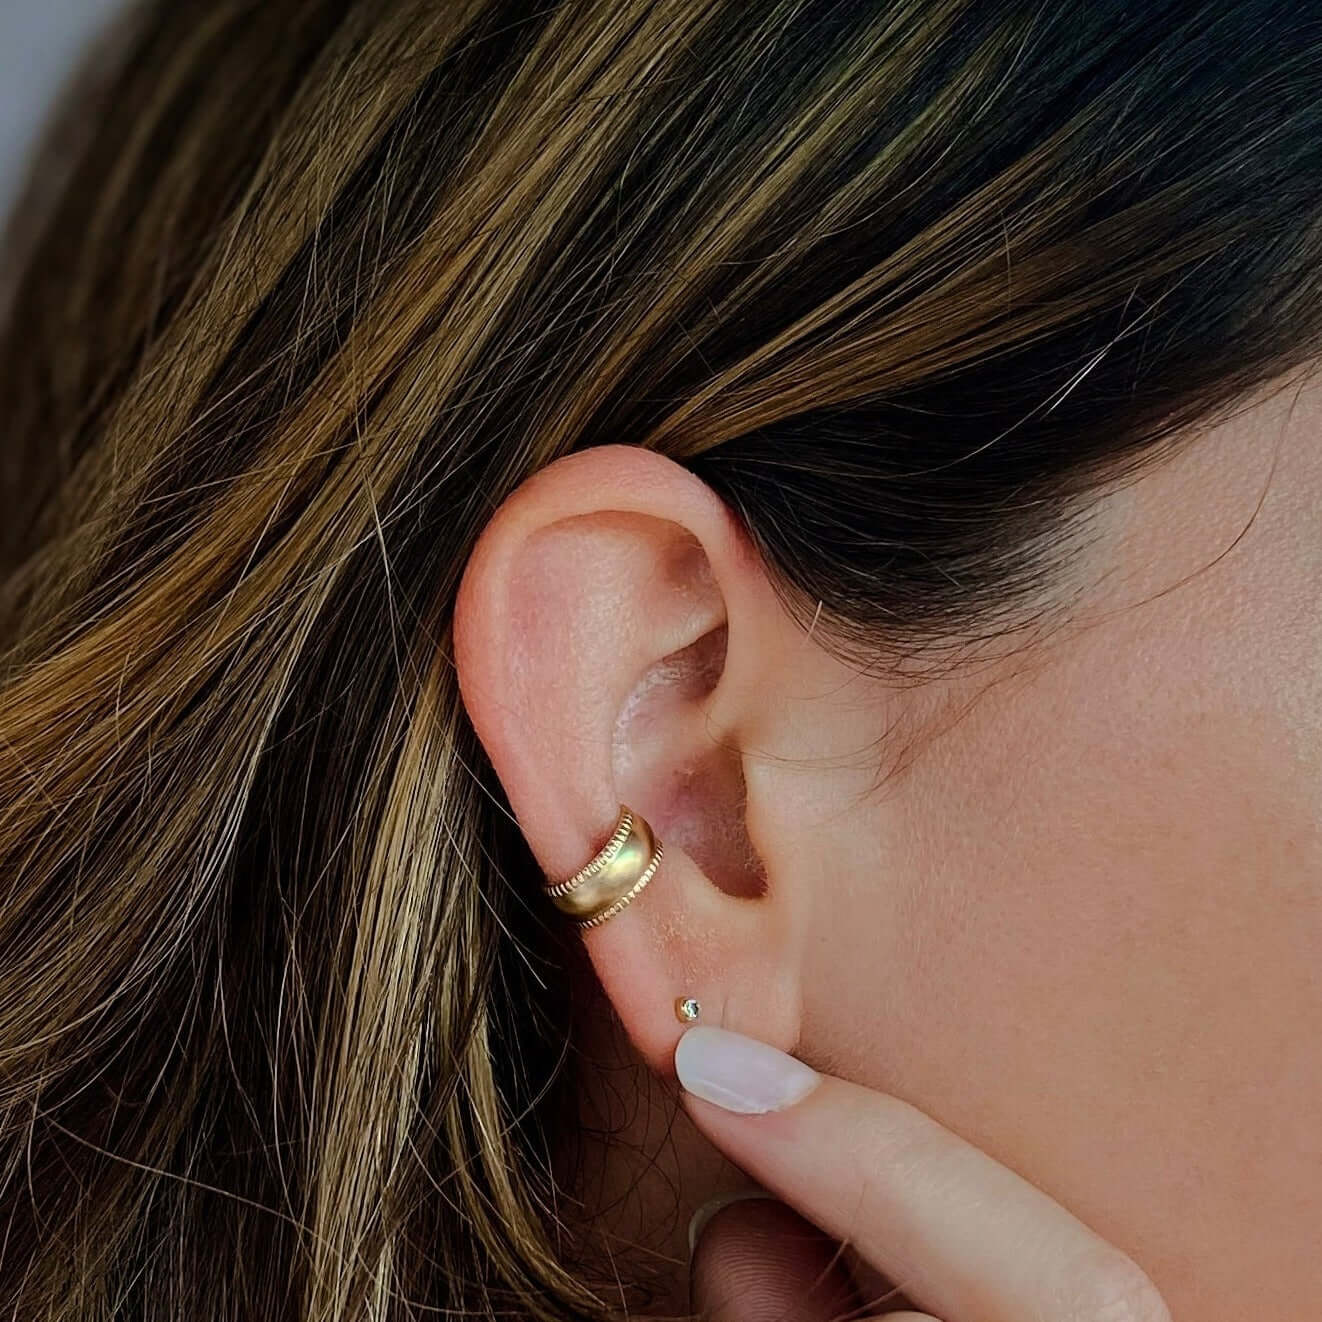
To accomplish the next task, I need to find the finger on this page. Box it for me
[675,1026,1170,1322]
[689,1196,859,1322]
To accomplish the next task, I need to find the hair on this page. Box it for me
[0,0,1319,1316]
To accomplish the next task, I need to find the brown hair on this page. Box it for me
[2,1,1320,1316]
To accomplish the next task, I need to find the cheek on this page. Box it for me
[804,624,1322,1319]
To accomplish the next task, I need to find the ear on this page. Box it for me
[453,444,818,1075]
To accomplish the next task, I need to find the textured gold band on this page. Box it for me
[544,804,663,929]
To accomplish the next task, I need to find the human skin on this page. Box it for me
[453,365,1322,1320]
[779,372,1322,1319]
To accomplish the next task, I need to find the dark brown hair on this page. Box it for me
[1,1,1320,1317]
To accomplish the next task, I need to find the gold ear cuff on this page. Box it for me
[543,804,663,930]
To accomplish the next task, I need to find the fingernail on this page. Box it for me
[674,1025,821,1115]
[686,1188,778,1259]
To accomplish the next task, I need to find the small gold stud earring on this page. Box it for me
[675,996,701,1024]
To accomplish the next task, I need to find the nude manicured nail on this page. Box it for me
[674,1025,821,1114]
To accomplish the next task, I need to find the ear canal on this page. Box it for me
[618,623,768,902]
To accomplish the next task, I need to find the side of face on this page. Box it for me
[758,375,1322,1319]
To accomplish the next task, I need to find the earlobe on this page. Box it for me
[451,444,806,1075]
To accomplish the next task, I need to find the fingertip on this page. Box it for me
[687,1188,777,1259]
[674,1025,821,1114]
[688,1198,858,1322]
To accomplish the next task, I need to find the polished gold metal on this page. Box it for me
[545,804,663,929]
[675,996,701,1024]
